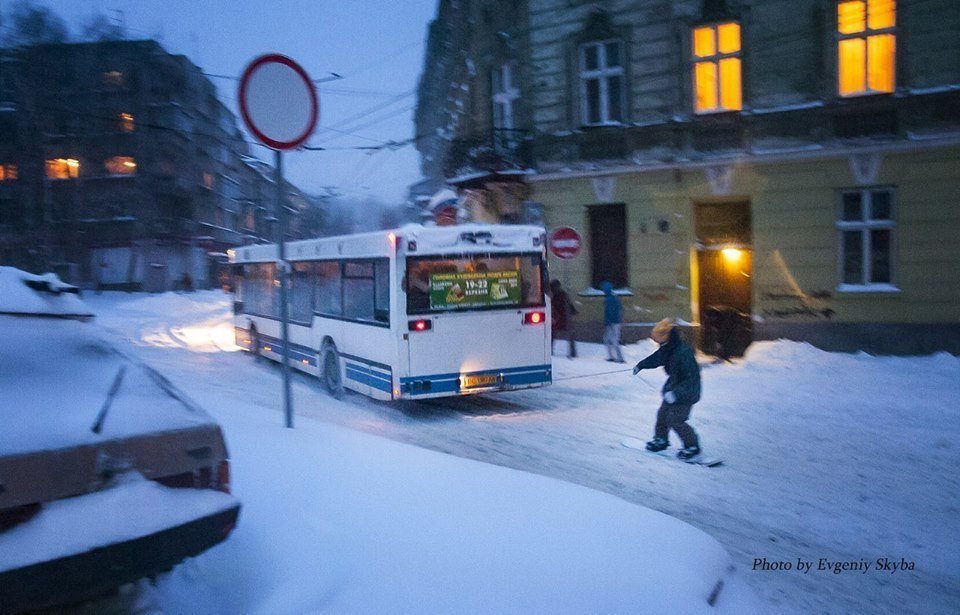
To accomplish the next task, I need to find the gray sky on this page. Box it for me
[25,0,437,203]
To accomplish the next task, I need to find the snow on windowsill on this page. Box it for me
[836,284,901,294]
[578,287,633,297]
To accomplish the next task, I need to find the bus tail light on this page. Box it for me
[409,319,432,332]
[523,311,545,325]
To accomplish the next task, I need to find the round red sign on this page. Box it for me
[549,227,582,259]
[238,54,319,151]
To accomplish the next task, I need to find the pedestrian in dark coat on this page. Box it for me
[632,318,703,460]
[550,279,577,358]
[602,281,624,363]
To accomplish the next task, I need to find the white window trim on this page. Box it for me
[836,187,898,291]
[578,39,625,126]
[492,62,520,131]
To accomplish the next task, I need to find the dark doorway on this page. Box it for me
[588,203,627,288]
[695,201,753,358]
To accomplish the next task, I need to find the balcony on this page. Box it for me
[443,128,532,180]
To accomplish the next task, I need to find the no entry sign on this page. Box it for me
[239,54,319,150]
[549,227,582,259]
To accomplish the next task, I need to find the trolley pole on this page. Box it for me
[275,149,294,428]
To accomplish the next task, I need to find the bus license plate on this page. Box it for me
[463,374,498,388]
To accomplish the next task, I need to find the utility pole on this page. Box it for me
[275,150,293,429]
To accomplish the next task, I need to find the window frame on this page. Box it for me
[45,158,80,180]
[491,61,520,131]
[835,0,897,98]
[690,21,743,114]
[104,156,137,177]
[835,186,898,291]
[405,252,546,316]
[577,39,626,126]
[0,163,17,182]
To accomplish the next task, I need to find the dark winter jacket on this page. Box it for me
[602,282,621,326]
[634,328,702,405]
[551,288,576,331]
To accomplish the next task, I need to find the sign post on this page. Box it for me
[239,54,319,429]
[549,227,582,288]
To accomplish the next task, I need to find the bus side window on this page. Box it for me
[314,261,342,317]
[374,259,390,324]
[290,263,314,323]
[342,261,375,322]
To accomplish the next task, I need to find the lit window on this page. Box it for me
[46,158,80,180]
[118,112,135,132]
[692,22,742,113]
[0,164,17,181]
[837,187,895,287]
[837,0,896,97]
[579,40,624,125]
[105,156,137,175]
[202,171,215,190]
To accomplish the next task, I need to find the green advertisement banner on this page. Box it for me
[429,270,521,309]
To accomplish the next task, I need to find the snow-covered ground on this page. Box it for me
[83,290,960,614]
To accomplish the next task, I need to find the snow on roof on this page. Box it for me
[0,267,93,318]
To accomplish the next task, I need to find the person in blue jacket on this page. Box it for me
[632,318,703,460]
[602,281,625,363]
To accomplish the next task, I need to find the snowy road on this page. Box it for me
[88,291,960,615]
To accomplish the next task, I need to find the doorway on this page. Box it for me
[694,201,753,358]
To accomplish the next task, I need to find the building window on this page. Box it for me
[837,0,896,97]
[46,158,80,180]
[202,171,215,190]
[837,187,896,289]
[118,112,135,132]
[102,70,125,88]
[105,156,137,175]
[588,203,628,288]
[0,163,17,181]
[492,61,519,131]
[692,22,742,113]
[578,40,624,125]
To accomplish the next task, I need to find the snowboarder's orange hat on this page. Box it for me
[651,318,674,343]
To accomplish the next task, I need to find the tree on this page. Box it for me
[3,1,70,47]
[79,13,126,42]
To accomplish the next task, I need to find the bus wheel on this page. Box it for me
[321,343,344,399]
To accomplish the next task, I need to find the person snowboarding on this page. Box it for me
[550,279,577,358]
[602,281,625,363]
[632,318,703,461]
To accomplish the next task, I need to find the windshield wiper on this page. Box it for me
[91,366,127,434]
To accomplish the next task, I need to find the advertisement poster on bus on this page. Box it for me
[429,270,521,309]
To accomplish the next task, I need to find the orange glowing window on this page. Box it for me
[692,22,742,113]
[0,164,17,181]
[105,156,137,175]
[46,158,80,179]
[118,112,135,132]
[837,0,896,97]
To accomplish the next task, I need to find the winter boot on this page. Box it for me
[677,445,701,461]
[645,437,669,452]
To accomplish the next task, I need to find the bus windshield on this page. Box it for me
[407,253,544,314]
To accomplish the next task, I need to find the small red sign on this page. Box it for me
[549,227,582,259]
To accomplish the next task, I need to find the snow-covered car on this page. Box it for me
[0,267,241,612]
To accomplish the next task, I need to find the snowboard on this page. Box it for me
[621,437,724,467]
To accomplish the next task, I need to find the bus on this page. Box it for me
[228,224,552,401]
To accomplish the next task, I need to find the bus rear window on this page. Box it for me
[406,254,544,314]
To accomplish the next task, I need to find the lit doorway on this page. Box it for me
[694,201,753,358]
